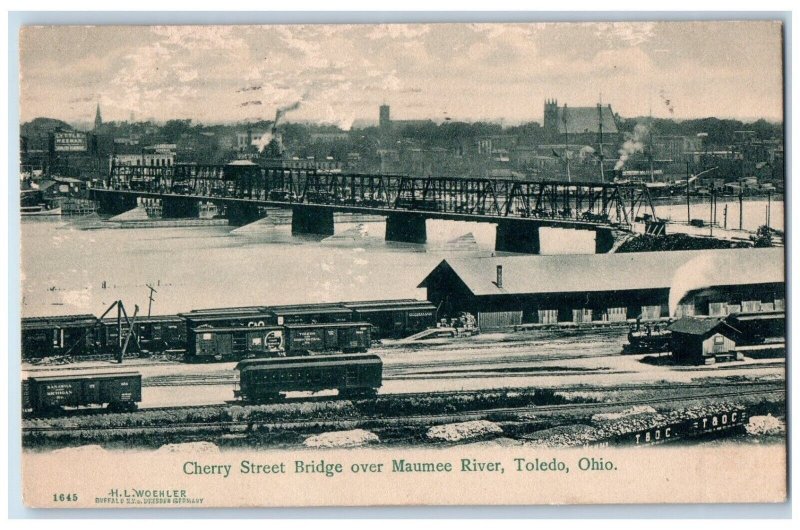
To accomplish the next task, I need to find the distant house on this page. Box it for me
[668,317,741,365]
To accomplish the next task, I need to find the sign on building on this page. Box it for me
[53,131,88,152]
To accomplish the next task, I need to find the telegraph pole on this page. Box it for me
[686,162,691,223]
[597,101,605,183]
[739,188,744,230]
[563,104,570,183]
[709,183,714,237]
[146,284,157,317]
[767,191,771,229]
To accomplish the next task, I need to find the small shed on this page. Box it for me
[668,317,741,365]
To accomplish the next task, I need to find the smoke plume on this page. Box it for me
[579,145,596,162]
[614,123,648,171]
[275,100,302,123]
[254,99,304,153]
[659,89,675,115]
[253,131,273,153]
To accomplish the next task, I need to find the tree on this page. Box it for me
[751,225,774,248]
[161,119,193,142]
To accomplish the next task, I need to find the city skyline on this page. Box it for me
[20,21,784,126]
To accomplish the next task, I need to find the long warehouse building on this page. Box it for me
[418,248,784,329]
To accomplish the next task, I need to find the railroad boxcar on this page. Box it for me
[23,372,142,415]
[99,315,187,355]
[179,306,276,330]
[185,322,370,361]
[283,322,371,353]
[21,314,99,360]
[341,299,437,339]
[266,303,354,325]
[186,325,285,362]
[235,354,382,402]
[726,311,785,346]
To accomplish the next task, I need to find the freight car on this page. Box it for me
[182,299,435,337]
[99,315,187,355]
[185,322,371,362]
[179,306,275,330]
[726,311,785,346]
[268,303,353,325]
[187,325,285,362]
[23,372,142,415]
[21,298,436,361]
[283,322,371,353]
[235,354,382,402]
[21,314,99,359]
[341,299,436,339]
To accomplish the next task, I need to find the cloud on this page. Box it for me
[150,26,247,51]
[367,24,432,41]
[18,22,784,124]
[593,22,657,46]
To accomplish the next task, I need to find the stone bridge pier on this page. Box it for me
[162,196,200,218]
[594,227,617,254]
[93,191,139,216]
[495,220,541,254]
[225,202,263,226]
[291,205,335,236]
[385,213,428,244]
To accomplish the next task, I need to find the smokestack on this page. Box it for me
[496,265,503,288]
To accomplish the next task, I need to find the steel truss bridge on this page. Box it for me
[102,163,659,229]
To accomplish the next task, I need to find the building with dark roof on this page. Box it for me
[668,317,741,364]
[417,248,784,330]
[543,99,620,147]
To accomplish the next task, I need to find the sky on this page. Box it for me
[19,21,784,127]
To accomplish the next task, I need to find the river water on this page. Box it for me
[654,196,784,231]
[20,199,781,318]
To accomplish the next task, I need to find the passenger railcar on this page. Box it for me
[235,354,382,402]
[23,372,142,415]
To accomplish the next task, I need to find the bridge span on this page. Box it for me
[91,164,662,254]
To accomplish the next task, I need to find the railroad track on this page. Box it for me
[23,383,785,434]
[22,330,626,374]
[21,379,787,421]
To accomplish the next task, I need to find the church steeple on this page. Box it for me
[94,102,102,130]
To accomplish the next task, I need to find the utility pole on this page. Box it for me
[739,188,744,230]
[648,126,654,183]
[597,102,605,183]
[723,204,728,229]
[116,299,122,354]
[686,162,691,223]
[709,183,714,237]
[563,104,570,183]
[767,191,771,229]
[146,284,157,317]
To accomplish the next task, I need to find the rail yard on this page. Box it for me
[20,208,786,451]
[22,316,785,450]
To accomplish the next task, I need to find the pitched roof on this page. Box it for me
[667,317,739,337]
[418,248,783,297]
[556,106,619,135]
